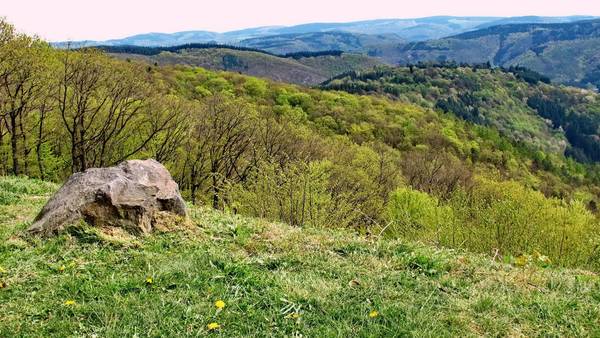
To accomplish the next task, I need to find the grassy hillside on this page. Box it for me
[111,48,382,85]
[385,19,600,89]
[1,176,599,337]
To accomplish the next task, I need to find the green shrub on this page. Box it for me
[226,160,358,228]
[447,178,600,269]
[383,179,600,270]
[384,187,453,242]
[243,77,267,97]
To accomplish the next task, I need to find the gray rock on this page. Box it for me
[28,159,187,236]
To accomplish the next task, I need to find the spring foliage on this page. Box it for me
[1,20,599,270]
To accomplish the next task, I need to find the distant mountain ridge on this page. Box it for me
[386,18,600,89]
[472,15,596,29]
[237,31,404,54]
[53,16,595,48]
[54,16,600,90]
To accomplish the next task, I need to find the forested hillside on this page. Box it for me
[322,64,600,163]
[237,31,403,54]
[386,19,600,89]
[61,18,600,92]
[105,46,381,85]
[1,19,600,272]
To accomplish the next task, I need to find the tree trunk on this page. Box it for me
[36,110,46,180]
[19,113,29,176]
[0,119,7,176]
[190,166,198,205]
[212,173,219,210]
[71,123,78,173]
[78,115,86,171]
[9,114,19,175]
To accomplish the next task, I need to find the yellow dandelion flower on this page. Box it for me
[58,265,66,272]
[369,310,379,318]
[145,277,153,284]
[207,322,220,330]
[286,312,301,319]
[215,300,225,309]
[64,299,76,306]
[514,255,529,267]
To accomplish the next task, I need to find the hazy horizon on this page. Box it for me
[3,0,600,41]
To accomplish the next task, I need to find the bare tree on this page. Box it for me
[148,97,191,164]
[402,150,473,199]
[185,95,256,208]
[57,48,105,172]
[57,50,175,172]
[0,23,48,175]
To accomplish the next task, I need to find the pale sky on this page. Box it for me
[3,0,600,41]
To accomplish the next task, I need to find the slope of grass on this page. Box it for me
[1,176,599,337]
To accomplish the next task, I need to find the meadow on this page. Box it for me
[1,176,599,337]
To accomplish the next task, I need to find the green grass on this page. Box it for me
[1,176,599,337]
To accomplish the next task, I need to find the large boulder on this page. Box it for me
[28,159,187,236]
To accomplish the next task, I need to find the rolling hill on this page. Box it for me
[322,65,600,162]
[246,16,499,41]
[237,31,403,54]
[386,19,600,89]
[54,17,600,90]
[108,46,382,85]
[473,15,596,29]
